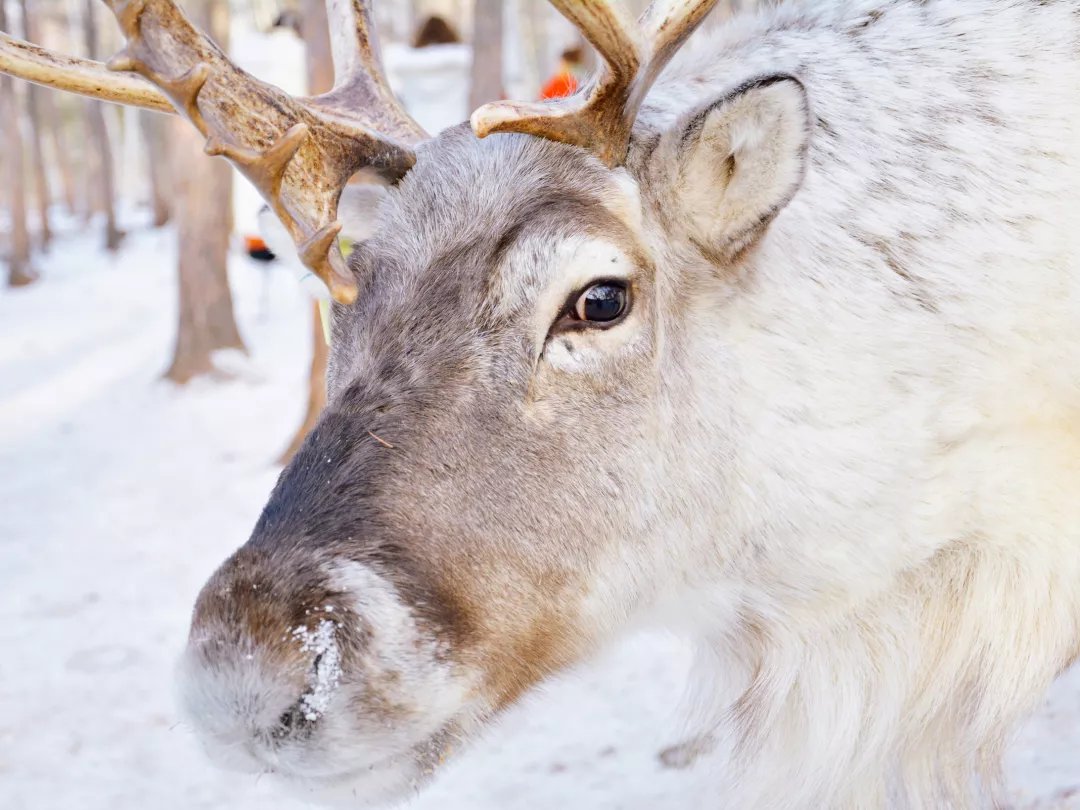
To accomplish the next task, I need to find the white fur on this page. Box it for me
[607,1,1080,806]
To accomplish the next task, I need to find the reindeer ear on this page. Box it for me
[671,75,810,260]
[336,183,389,244]
[257,183,387,263]
[256,181,389,300]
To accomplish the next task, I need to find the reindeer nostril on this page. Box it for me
[276,708,295,735]
[273,705,310,739]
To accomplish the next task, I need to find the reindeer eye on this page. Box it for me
[572,281,629,324]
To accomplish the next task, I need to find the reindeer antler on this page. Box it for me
[471,0,718,168]
[0,0,426,304]
[0,31,173,112]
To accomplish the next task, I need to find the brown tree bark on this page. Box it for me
[469,0,505,110]
[82,0,122,250]
[19,0,53,250]
[79,92,101,219]
[280,302,330,462]
[300,0,335,94]
[0,0,36,286]
[30,16,79,215]
[142,110,173,227]
[164,0,245,383]
[279,0,336,462]
[24,86,53,250]
[41,91,80,216]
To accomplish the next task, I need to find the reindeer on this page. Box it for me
[4,0,1079,806]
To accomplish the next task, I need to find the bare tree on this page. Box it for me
[164,0,244,383]
[142,110,173,227]
[280,301,331,461]
[301,0,335,91]
[279,0,336,462]
[82,0,122,250]
[0,0,36,286]
[18,0,53,250]
[469,0,504,110]
[42,91,80,215]
[24,3,81,215]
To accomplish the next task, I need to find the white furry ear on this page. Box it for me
[256,181,388,299]
[337,182,389,244]
[257,183,388,266]
[673,75,810,260]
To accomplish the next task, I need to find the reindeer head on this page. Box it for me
[1,1,813,803]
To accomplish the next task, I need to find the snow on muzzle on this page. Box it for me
[177,549,483,806]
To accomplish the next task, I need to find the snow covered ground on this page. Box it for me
[1,220,1077,809]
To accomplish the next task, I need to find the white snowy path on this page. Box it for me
[0,223,1077,810]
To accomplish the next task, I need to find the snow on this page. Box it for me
[1,218,1078,809]
[293,620,343,722]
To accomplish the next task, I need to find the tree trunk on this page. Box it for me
[521,0,547,99]
[19,0,53,250]
[42,91,80,215]
[279,0,336,462]
[80,86,102,220]
[300,0,335,94]
[469,0,505,110]
[82,0,122,250]
[24,86,53,250]
[164,0,244,384]
[142,110,173,227]
[0,0,36,286]
[34,7,79,215]
[279,302,329,463]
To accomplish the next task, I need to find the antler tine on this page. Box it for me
[471,0,719,168]
[0,31,172,112]
[313,0,427,144]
